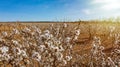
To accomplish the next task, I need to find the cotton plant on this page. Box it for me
[0,46,9,53]
[0,46,10,61]
[1,31,8,37]
[86,36,120,67]
[89,36,107,67]
[23,26,31,33]
[32,51,41,62]
[0,45,13,67]
[91,36,101,56]
[107,57,116,67]
[73,29,81,41]
[32,23,80,66]
[12,28,20,34]
[108,26,115,38]
[109,26,115,33]
[0,23,82,67]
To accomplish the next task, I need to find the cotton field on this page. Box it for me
[0,22,120,67]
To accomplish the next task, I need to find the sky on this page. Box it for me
[0,0,120,21]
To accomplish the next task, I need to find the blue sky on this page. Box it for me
[0,0,120,21]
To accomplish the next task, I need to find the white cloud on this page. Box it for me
[85,0,120,20]
[82,9,91,15]
[91,0,120,10]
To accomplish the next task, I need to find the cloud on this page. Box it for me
[83,0,120,20]
[91,0,120,10]
[82,9,91,15]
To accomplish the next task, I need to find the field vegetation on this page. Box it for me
[0,21,120,67]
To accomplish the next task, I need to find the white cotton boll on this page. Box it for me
[36,28,41,34]
[37,29,41,33]
[26,27,31,32]
[13,29,20,34]
[101,58,106,67]
[36,55,41,62]
[107,57,116,67]
[44,50,48,54]
[109,26,115,32]
[0,46,9,53]
[12,40,19,45]
[39,45,46,52]
[26,60,30,64]
[40,35,45,39]
[63,59,67,65]
[74,36,78,40]
[114,40,118,45]
[2,32,8,36]
[114,49,120,54]
[56,40,61,45]
[21,50,27,57]
[99,46,104,50]
[53,46,59,51]
[40,45,46,49]
[65,56,72,61]
[44,33,51,40]
[56,52,63,61]
[66,37,71,43]
[93,36,101,45]
[4,54,10,61]
[75,29,80,36]
[50,34,53,38]
[115,40,120,45]
[15,47,21,55]
[24,27,31,32]
[69,45,73,49]
[32,52,38,58]
[32,52,41,61]
[92,43,96,47]
[51,24,54,27]
[44,30,50,34]
[94,36,97,39]
[46,41,53,49]
[59,45,64,52]
[31,32,35,35]
[64,23,67,28]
